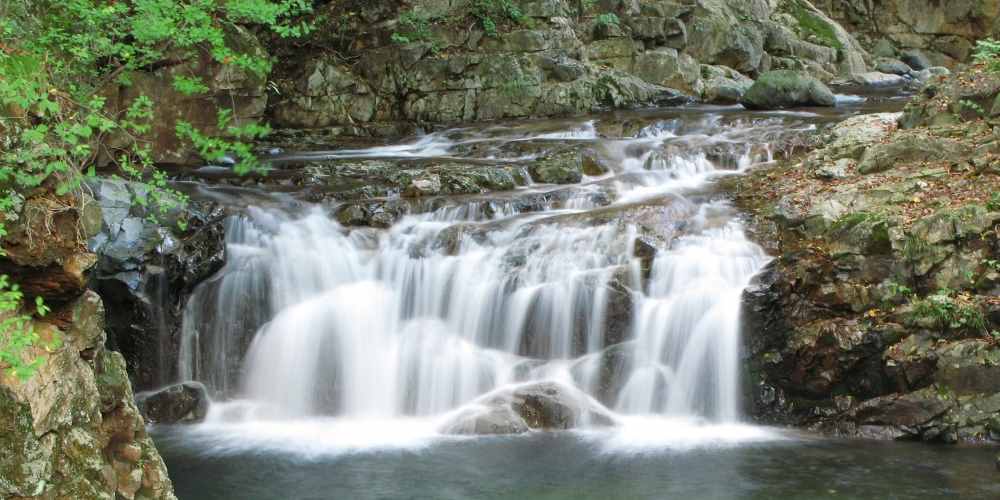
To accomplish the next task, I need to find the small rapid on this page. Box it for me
[174,111,814,453]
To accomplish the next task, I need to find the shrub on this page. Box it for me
[973,38,1000,73]
[0,0,312,380]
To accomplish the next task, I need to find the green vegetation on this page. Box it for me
[471,0,525,37]
[0,0,311,380]
[595,13,620,28]
[973,38,1000,72]
[987,192,1000,211]
[788,1,843,50]
[911,289,988,334]
[391,9,437,45]
[0,277,56,381]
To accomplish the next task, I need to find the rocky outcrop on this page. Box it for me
[817,0,1000,67]
[730,65,1000,442]
[440,381,617,435]
[266,0,870,132]
[0,190,176,499]
[87,179,227,390]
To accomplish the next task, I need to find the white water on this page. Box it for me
[176,114,798,453]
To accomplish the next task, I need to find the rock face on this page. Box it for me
[741,70,837,109]
[87,179,227,390]
[266,0,869,132]
[441,382,617,435]
[137,382,210,425]
[0,192,176,499]
[817,0,1000,67]
[730,65,1000,443]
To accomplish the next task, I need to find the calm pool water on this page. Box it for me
[154,424,999,500]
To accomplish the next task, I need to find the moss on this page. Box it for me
[788,1,843,50]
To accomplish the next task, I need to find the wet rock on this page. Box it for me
[529,151,583,184]
[404,173,443,197]
[137,382,210,425]
[581,149,612,176]
[740,70,836,110]
[87,179,227,389]
[441,382,616,435]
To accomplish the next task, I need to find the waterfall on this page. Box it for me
[177,115,787,427]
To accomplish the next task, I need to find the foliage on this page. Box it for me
[987,192,1000,211]
[0,0,312,379]
[911,289,987,334]
[973,38,1000,73]
[0,277,57,381]
[471,0,524,37]
[391,9,442,51]
[958,99,985,117]
[595,13,620,28]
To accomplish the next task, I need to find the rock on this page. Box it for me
[104,25,268,165]
[440,382,617,435]
[137,382,210,424]
[632,48,703,95]
[874,58,912,76]
[740,70,836,110]
[529,151,583,184]
[701,65,754,104]
[845,71,908,90]
[1,296,176,498]
[857,134,968,175]
[871,39,897,59]
[581,149,612,176]
[87,179,226,389]
[538,55,587,82]
[404,173,443,197]
[815,158,851,179]
[900,49,932,71]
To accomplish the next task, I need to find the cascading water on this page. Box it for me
[176,113,801,447]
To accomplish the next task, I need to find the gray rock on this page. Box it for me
[740,70,836,110]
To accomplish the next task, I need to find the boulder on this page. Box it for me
[874,58,913,76]
[137,382,210,424]
[440,381,617,435]
[740,70,836,110]
[701,65,755,104]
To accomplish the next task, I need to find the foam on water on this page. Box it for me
[174,114,804,452]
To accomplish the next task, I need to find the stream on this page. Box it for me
[151,99,1000,499]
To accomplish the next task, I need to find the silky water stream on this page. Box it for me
[153,105,1000,499]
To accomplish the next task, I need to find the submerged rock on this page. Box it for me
[137,382,210,425]
[740,70,836,110]
[441,382,617,435]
